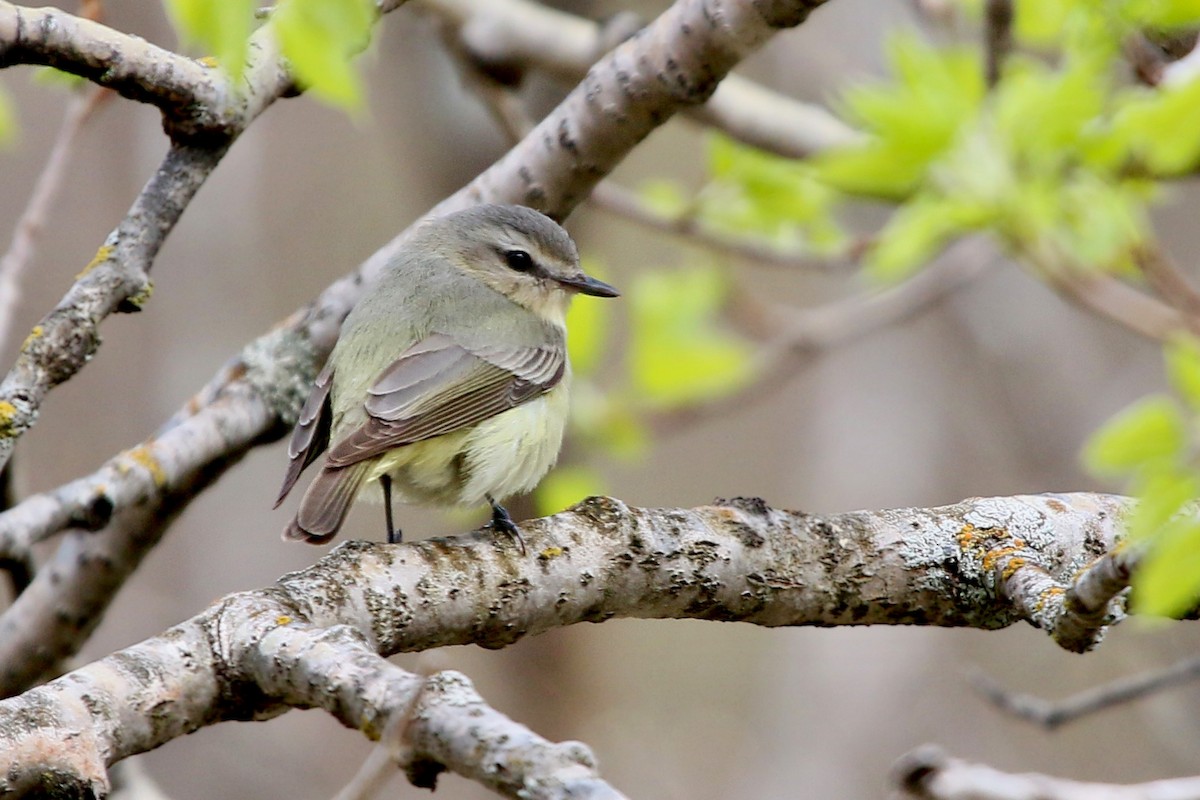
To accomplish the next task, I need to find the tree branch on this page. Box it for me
[0,492,1135,794]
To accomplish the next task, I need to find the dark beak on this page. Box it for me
[554,272,620,298]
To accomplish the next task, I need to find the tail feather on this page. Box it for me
[283,462,370,545]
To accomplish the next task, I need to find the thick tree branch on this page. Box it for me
[0,493,1133,795]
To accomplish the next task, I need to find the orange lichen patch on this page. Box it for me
[0,400,16,437]
[982,545,1026,572]
[77,244,114,279]
[1045,498,1068,513]
[1001,558,1026,580]
[123,444,167,488]
[276,615,293,626]
[20,325,43,351]
[957,523,976,547]
[1033,584,1065,611]
[538,546,564,560]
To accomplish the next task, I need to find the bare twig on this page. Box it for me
[972,653,1200,730]
[895,745,1200,799]
[651,239,995,435]
[0,86,110,358]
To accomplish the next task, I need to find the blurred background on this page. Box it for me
[3,0,1198,797]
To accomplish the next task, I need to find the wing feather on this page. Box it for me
[274,361,334,507]
[326,335,565,469]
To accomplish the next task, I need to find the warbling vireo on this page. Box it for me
[274,204,619,548]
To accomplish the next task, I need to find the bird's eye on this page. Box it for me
[504,250,534,272]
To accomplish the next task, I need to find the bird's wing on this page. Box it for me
[325,332,565,468]
[274,360,335,507]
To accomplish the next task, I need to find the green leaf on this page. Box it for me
[271,0,375,109]
[1126,466,1200,541]
[535,465,606,517]
[1112,77,1200,175]
[816,35,984,199]
[1083,394,1186,477]
[702,135,842,250]
[1167,334,1200,411]
[163,0,255,80]
[1124,0,1200,28]
[866,194,990,282]
[565,260,611,376]
[1133,514,1200,617]
[630,267,755,407]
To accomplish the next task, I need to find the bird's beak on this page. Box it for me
[553,272,620,298]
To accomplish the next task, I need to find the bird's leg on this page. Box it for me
[486,494,525,555]
[380,475,401,544]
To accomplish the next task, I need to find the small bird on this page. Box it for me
[275,204,619,548]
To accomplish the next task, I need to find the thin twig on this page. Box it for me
[983,0,1013,88]
[590,182,860,272]
[651,239,996,435]
[1134,245,1200,320]
[972,654,1200,730]
[0,86,110,357]
[1048,270,1186,340]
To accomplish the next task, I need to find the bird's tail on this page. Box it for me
[283,462,370,545]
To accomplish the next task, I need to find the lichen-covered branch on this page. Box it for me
[0,3,216,120]
[0,492,1136,795]
[0,330,309,695]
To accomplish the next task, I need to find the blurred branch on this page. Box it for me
[971,653,1200,731]
[1134,245,1200,321]
[983,0,1013,87]
[1046,270,1186,340]
[419,0,861,159]
[589,182,861,271]
[0,85,110,358]
[0,492,1134,793]
[652,239,995,435]
[895,745,1200,799]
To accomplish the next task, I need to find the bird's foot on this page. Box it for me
[486,495,526,555]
